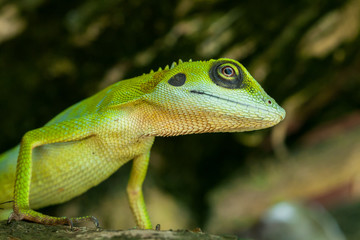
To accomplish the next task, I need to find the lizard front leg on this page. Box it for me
[8,118,99,228]
[127,151,152,229]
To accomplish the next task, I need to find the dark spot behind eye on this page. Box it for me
[168,73,186,86]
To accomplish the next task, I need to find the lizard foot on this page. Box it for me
[7,208,99,229]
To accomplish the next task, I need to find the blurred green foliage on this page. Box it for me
[0,0,359,238]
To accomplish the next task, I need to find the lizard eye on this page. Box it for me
[210,61,244,89]
[221,66,235,77]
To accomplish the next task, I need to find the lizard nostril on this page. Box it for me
[265,99,273,106]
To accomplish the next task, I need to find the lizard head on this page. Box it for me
[143,58,286,136]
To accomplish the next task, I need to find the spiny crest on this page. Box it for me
[148,59,193,74]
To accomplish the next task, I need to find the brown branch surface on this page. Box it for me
[0,221,241,240]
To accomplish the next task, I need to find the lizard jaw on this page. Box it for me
[189,90,285,123]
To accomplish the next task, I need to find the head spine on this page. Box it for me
[149,59,195,74]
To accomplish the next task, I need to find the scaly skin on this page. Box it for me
[0,58,285,229]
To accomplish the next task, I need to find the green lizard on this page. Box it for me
[0,58,285,229]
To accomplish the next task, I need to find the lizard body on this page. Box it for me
[0,58,285,229]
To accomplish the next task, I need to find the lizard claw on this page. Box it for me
[7,211,24,224]
[68,218,74,230]
[70,215,100,229]
[91,216,100,228]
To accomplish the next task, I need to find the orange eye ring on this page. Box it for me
[221,66,235,77]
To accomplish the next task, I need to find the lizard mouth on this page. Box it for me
[189,90,285,122]
[189,90,269,112]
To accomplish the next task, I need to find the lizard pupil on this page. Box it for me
[222,66,235,77]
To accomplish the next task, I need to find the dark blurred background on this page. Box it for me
[0,0,359,239]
